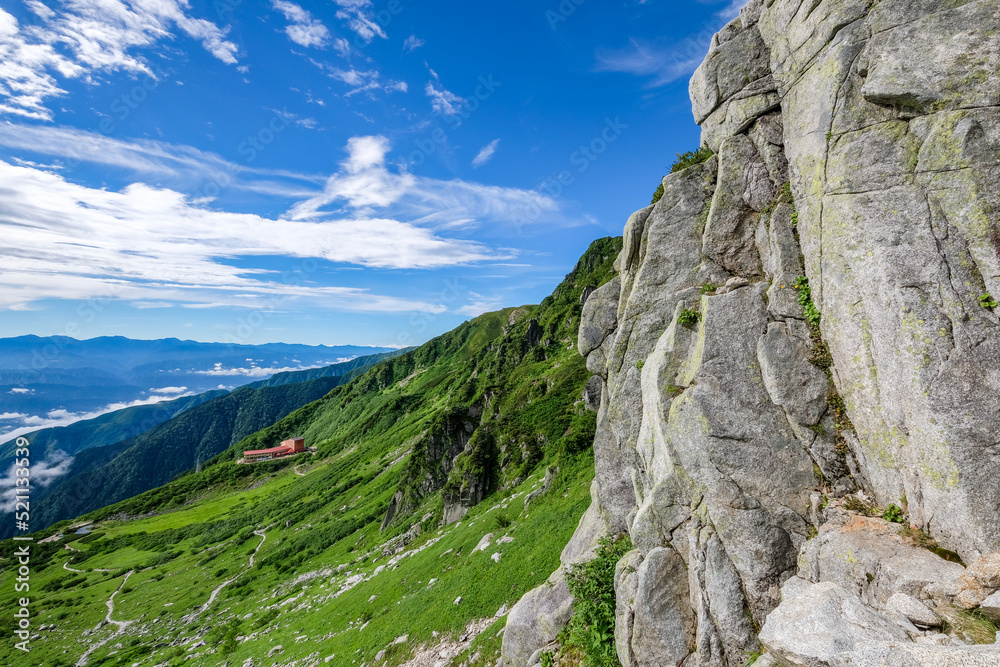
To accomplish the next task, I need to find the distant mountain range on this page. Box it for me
[0,335,394,441]
[0,350,402,538]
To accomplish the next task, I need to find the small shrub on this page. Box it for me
[979,293,997,309]
[670,145,714,174]
[540,651,556,667]
[493,513,512,530]
[634,359,645,370]
[651,181,665,205]
[254,608,279,629]
[564,535,634,667]
[699,283,717,295]
[778,181,794,205]
[882,504,905,523]
[678,308,700,327]
[793,276,821,327]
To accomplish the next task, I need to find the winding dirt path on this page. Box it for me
[248,528,267,568]
[294,464,307,476]
[75,570,134,666]
[185,526,270,621]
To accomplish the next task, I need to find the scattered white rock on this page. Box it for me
[491,552,502,563]
[473,533,495,553]
[454,596,463,605]
[981,590,1000,622]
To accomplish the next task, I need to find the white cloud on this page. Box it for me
[333,0,386,43]
[403,34,424,52]
[272,0,331,48]
[149,386,188,394]
[333,37,350,56]
[288,135,558,230]
[272,107,319,129]
[425,81,466,116]
[0,157,505,312]
[0,411,27,419]
[594,35,711,88]
[8,388,33,394]
[1,450,74,512]
[0,394,196,445]
[472,139,500,168]
[595,2,743,89]
[131,301,174,309]
[0,1,238,120]
[456,295,505,318]
[0,123,323,198]
[313,62,408,97]
[195,363,326,377]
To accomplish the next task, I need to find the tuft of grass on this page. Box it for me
[670,145,714,174]
[699,283,718,296]
[634,359,645,370]
[898,525,965,565]
[744,650,764,666]
[678,308,701,327]
[938,606,999,645]
[843,494,880,517]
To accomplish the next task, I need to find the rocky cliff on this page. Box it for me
[503,1,1000,665]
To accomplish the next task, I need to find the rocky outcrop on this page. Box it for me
[502,1,1000,665]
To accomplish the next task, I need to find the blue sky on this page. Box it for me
[0,0,743,348]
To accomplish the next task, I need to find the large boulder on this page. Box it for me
[759,579,910,665]
[798,511,966,609]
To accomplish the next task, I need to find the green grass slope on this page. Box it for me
[0,237,622,667]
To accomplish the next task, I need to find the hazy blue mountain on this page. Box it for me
[0,335,394,441]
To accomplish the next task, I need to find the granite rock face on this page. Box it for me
[502,1,1000,665]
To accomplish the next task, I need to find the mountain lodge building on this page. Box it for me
[243,437,305,463]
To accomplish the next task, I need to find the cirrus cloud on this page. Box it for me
[0,1,239,120]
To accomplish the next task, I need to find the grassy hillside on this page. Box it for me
[6,352,401,539]
[0,237,622,667]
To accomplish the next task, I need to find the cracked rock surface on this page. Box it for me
[502,2,1000,665]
